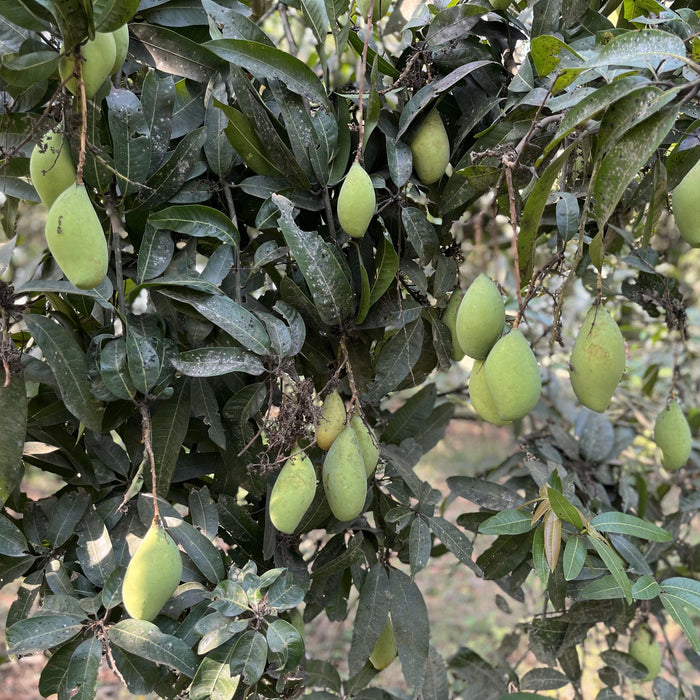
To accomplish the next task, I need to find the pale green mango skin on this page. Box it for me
[369,617,397,670]
[484,329,541,421]
[410,110,450,185]
[672,158,700,247]
[358,0,390,20]
[59,32,116,98]
[45,183,108,289]
[629,623,662,681]
[110,24,130,74]
[469,359,511,427]
[351,414,379,476]
[455,274,505,360]
[654,399,692,471]
[269,452,317,533]
[322,426,367,522]
[569,305,625,413]
[337,163,376,239]
[442,289,465,361]
[30,128,76,209]
[316,390,346,450]
[122,522,183,621]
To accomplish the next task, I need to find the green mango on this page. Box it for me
[110,24,130,75]
[455,274,505,359]
[59,31,116,98]
[654,399,692,471]
[410,110,450,185]
[628,622,662,681]
[569,305,625,413]
[322,425,367,522]
[441,289,465,361]
[45,183,108,289]
[268,451,317,533]
[316,390,346,450]
[122,521,182,621]
[672,158,700,246]
[369,617,397,670]
[30,128,76,209]
[469,359,511,427]
[357,0,390,20]
[489,0,512,9]
[351,414,379,476]
[337,162,376,239]
[484,328,541,421]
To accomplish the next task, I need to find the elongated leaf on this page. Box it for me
[547,489,583,529]
[389,568,429,692]
[46,492,91,549]
[369,233,399,307]
[137,226,174,283]
[0,515,27,557]
[410,516,431,576]
[364,319,424,401]
[591,512,671,542]
[581,574,626,600]
[0,368,26,505]
[660,592,700,652]
[588,535,632,603]
[206,40,330,109]
[107,89,152,197]
[76,508,115,587]
[190,653,240,700]
[349,563,390,676]
[6,614,83,655]
[164,515,225,583]
[429,516,481,574]
[109,619,199,677]
[520,667,569,691]
[402,208,438,265]
[562,535,586,581]
[267,618,303,672]
[229,629,267,685]
[381,383,436,445]
[447,476,525,511]
[632,575,660,600]
[171,347,265,377]
[60,636,102,700]
[273,194,353,326]
[592,104,678,227]
[93,0,139,30]
[23,315,103,432]
[543,511,562,572]
[479,509,534,536]
[149,204,239,248]
[151,378,191,496]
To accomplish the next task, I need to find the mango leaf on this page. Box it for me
[547,488,583,529]
[206,39,330,109]
[150,205,239,248]
[659,592,700,652]
[402,208,439,265]
[6,614,84,655]
[587,536,632,603]
[170,347,265,377]
[59,636,102,700]
[590,512,671,542]
[581,574,627,600]
[381,383,435,445]
[267,618,303,672]
[151,378,191,496]
[0,368,26,505]
[369,233,399,308]
[93,0,139,30]
[76,508,115,587]
[273,194,353,326]
[562,535,586,581]
[107,89,152,197]
[632,575,660,600]
[190,653,240,700]
[428,516,481,575]
[229,629,267,685]
[0,515,27,557]
[599,650,648,680]
[48,0,89,50]
[46,492,91,549]
[520,667,569,691]
[164,515,225,583]
[660,577,700,613]
[109,619,199,677]
[390,568,429,693]
[592,104,679,227]
[110,646,160,695]
[448,475,525,511]
[532,524,548,585]
[299,0,329,48]
[23,315,103,432]
[410,517,432,577]
[0,50,57,87]
[137,226,174,282]
[479,509,534,536]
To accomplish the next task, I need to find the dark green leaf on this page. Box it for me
[562,536,586,581]
[137,226,174,283]
[547,489,583,529]
[60,636,102,700]
[591,512,671,542]
[170,347,265,377]
[660,592,700,652]
[229,629,267,685]
[428,516,481,574]
[165,515,225,583]
[520,667,569,691]
[447,475,526,511]
[6,614,83,655]
[479,509,534,536]
[587,535,632,603]
[191,652,240,700]
[410,516,432,576]
[150,204,239,248]
[0,515,27,557]
[23,315,103,432]
[76,508,115,587]
[109,619,199,677]
[46,492,91,549]
[0,368,26,505]
[381,384,436,445]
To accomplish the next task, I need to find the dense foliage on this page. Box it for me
[1,0,700,698]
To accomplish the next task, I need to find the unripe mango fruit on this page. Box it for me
[322,425,367,522]
[469,359,511,427]
[350,414,379,476]
[410,110,450,185]
[337,163,376,239]
[672,158,700,247]
[122,521,182,621]
[358,0,390,20]
[455,274,505,360]
[569,305,625,413]
[59,32,116,98]
[442,289,465,361]
[30,128,76,208]
[369,617,397,670]
[316,390,346,450]
[484,329,541,421]
[490,0,513,9]
[628,623,662,681]
[45,183,108,289]
[654,399,692,471]
[110,24,130,75]
[268,451,317,533]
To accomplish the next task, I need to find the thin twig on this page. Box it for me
[104,192,126,316]
[139,402,160,522]
[77,54,87,184]
[355,0,375,160]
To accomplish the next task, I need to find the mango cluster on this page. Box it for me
[59,24,129,99]
[31,129,109,289]
[445,275,541,424]
[317,391,378,522]
[122,520,182,621]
